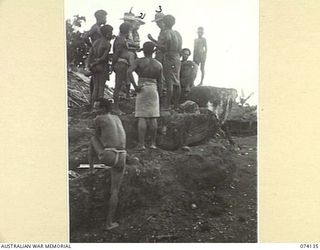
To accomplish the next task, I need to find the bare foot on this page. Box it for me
[150,144,157,149]
[135,145,146,151]
[105,222,119,230]
[181,146,191,151]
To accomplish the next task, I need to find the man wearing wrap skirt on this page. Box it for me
[128,42,164,150]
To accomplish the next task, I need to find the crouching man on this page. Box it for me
[88,98,126,230]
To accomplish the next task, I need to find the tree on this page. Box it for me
[66,15,89,68]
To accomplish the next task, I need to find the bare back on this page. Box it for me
[135,57,162,80]
[95,114,126,149]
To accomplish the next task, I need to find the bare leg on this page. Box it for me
[113,73,121,112]
[88,142,95,175]
[137,118,147,149]
[166,82,173,110]
[149,118,158,148]
[89,76,94,105]
[173,85,181,109]
[199,61,206,86]
[106,166,124,230]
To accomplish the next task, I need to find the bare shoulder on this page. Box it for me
[152,58,162,68]
[135,57,144,64]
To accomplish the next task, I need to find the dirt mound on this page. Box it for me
[69,138,256,242]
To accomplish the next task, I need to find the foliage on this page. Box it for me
[66,15,89,67]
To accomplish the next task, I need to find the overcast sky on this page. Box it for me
[65,0,258,104]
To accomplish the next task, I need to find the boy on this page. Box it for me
[193,27,207,86]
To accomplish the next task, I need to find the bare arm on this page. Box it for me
[127,60,139,91]
[151,31,167,50]
[112,38,124,65]
[93,43,111,65]
[157,65,164,96]
[83,25,98,47]
[147,34,157,43]
[203,38,207,56]
[94,117,101,138]
[86,47,94,69]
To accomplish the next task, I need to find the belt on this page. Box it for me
[117,58,129,64]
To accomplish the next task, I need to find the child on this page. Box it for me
[193,27,207,86]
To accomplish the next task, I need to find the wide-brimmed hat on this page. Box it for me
[152,12,165,22]
[120,12,145,25]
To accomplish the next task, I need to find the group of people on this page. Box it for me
[85,9,207,109]
[84,8,207,230]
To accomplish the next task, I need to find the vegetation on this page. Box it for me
[66,15,89,68]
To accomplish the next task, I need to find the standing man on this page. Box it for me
[180,48,198,102]
[122,12,145,97]
[87,25,113,108]
[193,27,207,86]
[84,10,108,46]
[152,15,182,110]
[148,12,165,64]
[128,42,163,150]
[84,10,108,102]
[88,98,127,230]
[112,22,131,114]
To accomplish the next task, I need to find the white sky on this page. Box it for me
[65,0,258,104]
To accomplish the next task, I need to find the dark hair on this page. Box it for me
[119,22,132,35]
[198,26,204,31]
[163,15,175,29]
[100,25,113,37]
[94,10,107,19]
[97,98,112,112]
[143,42,155,56]
[182,48,191,55]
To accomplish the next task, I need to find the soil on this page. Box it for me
[68,106,257,242]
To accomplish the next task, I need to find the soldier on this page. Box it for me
[148,12,166,64]
[152,15,182,110]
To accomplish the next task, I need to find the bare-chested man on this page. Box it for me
[88,98,126,230]
[84,10,108,47]
[112,22,131,114]
[180,48,198,102]
[84,10,108,100]
[152,15,182,110]
[148,12,165,64]
[128,42,163,149]
[87,25,113,107]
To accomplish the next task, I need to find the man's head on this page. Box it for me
[181,48,191,61]
[94,10,107,25]
[142,42,155,57]
[96,98,113,113]
[197,27,204,38]
[153,12,165,29]
[100,25,113,39]
[119,22,132,37]
[131,20,142,31]
[163,15,175,29]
